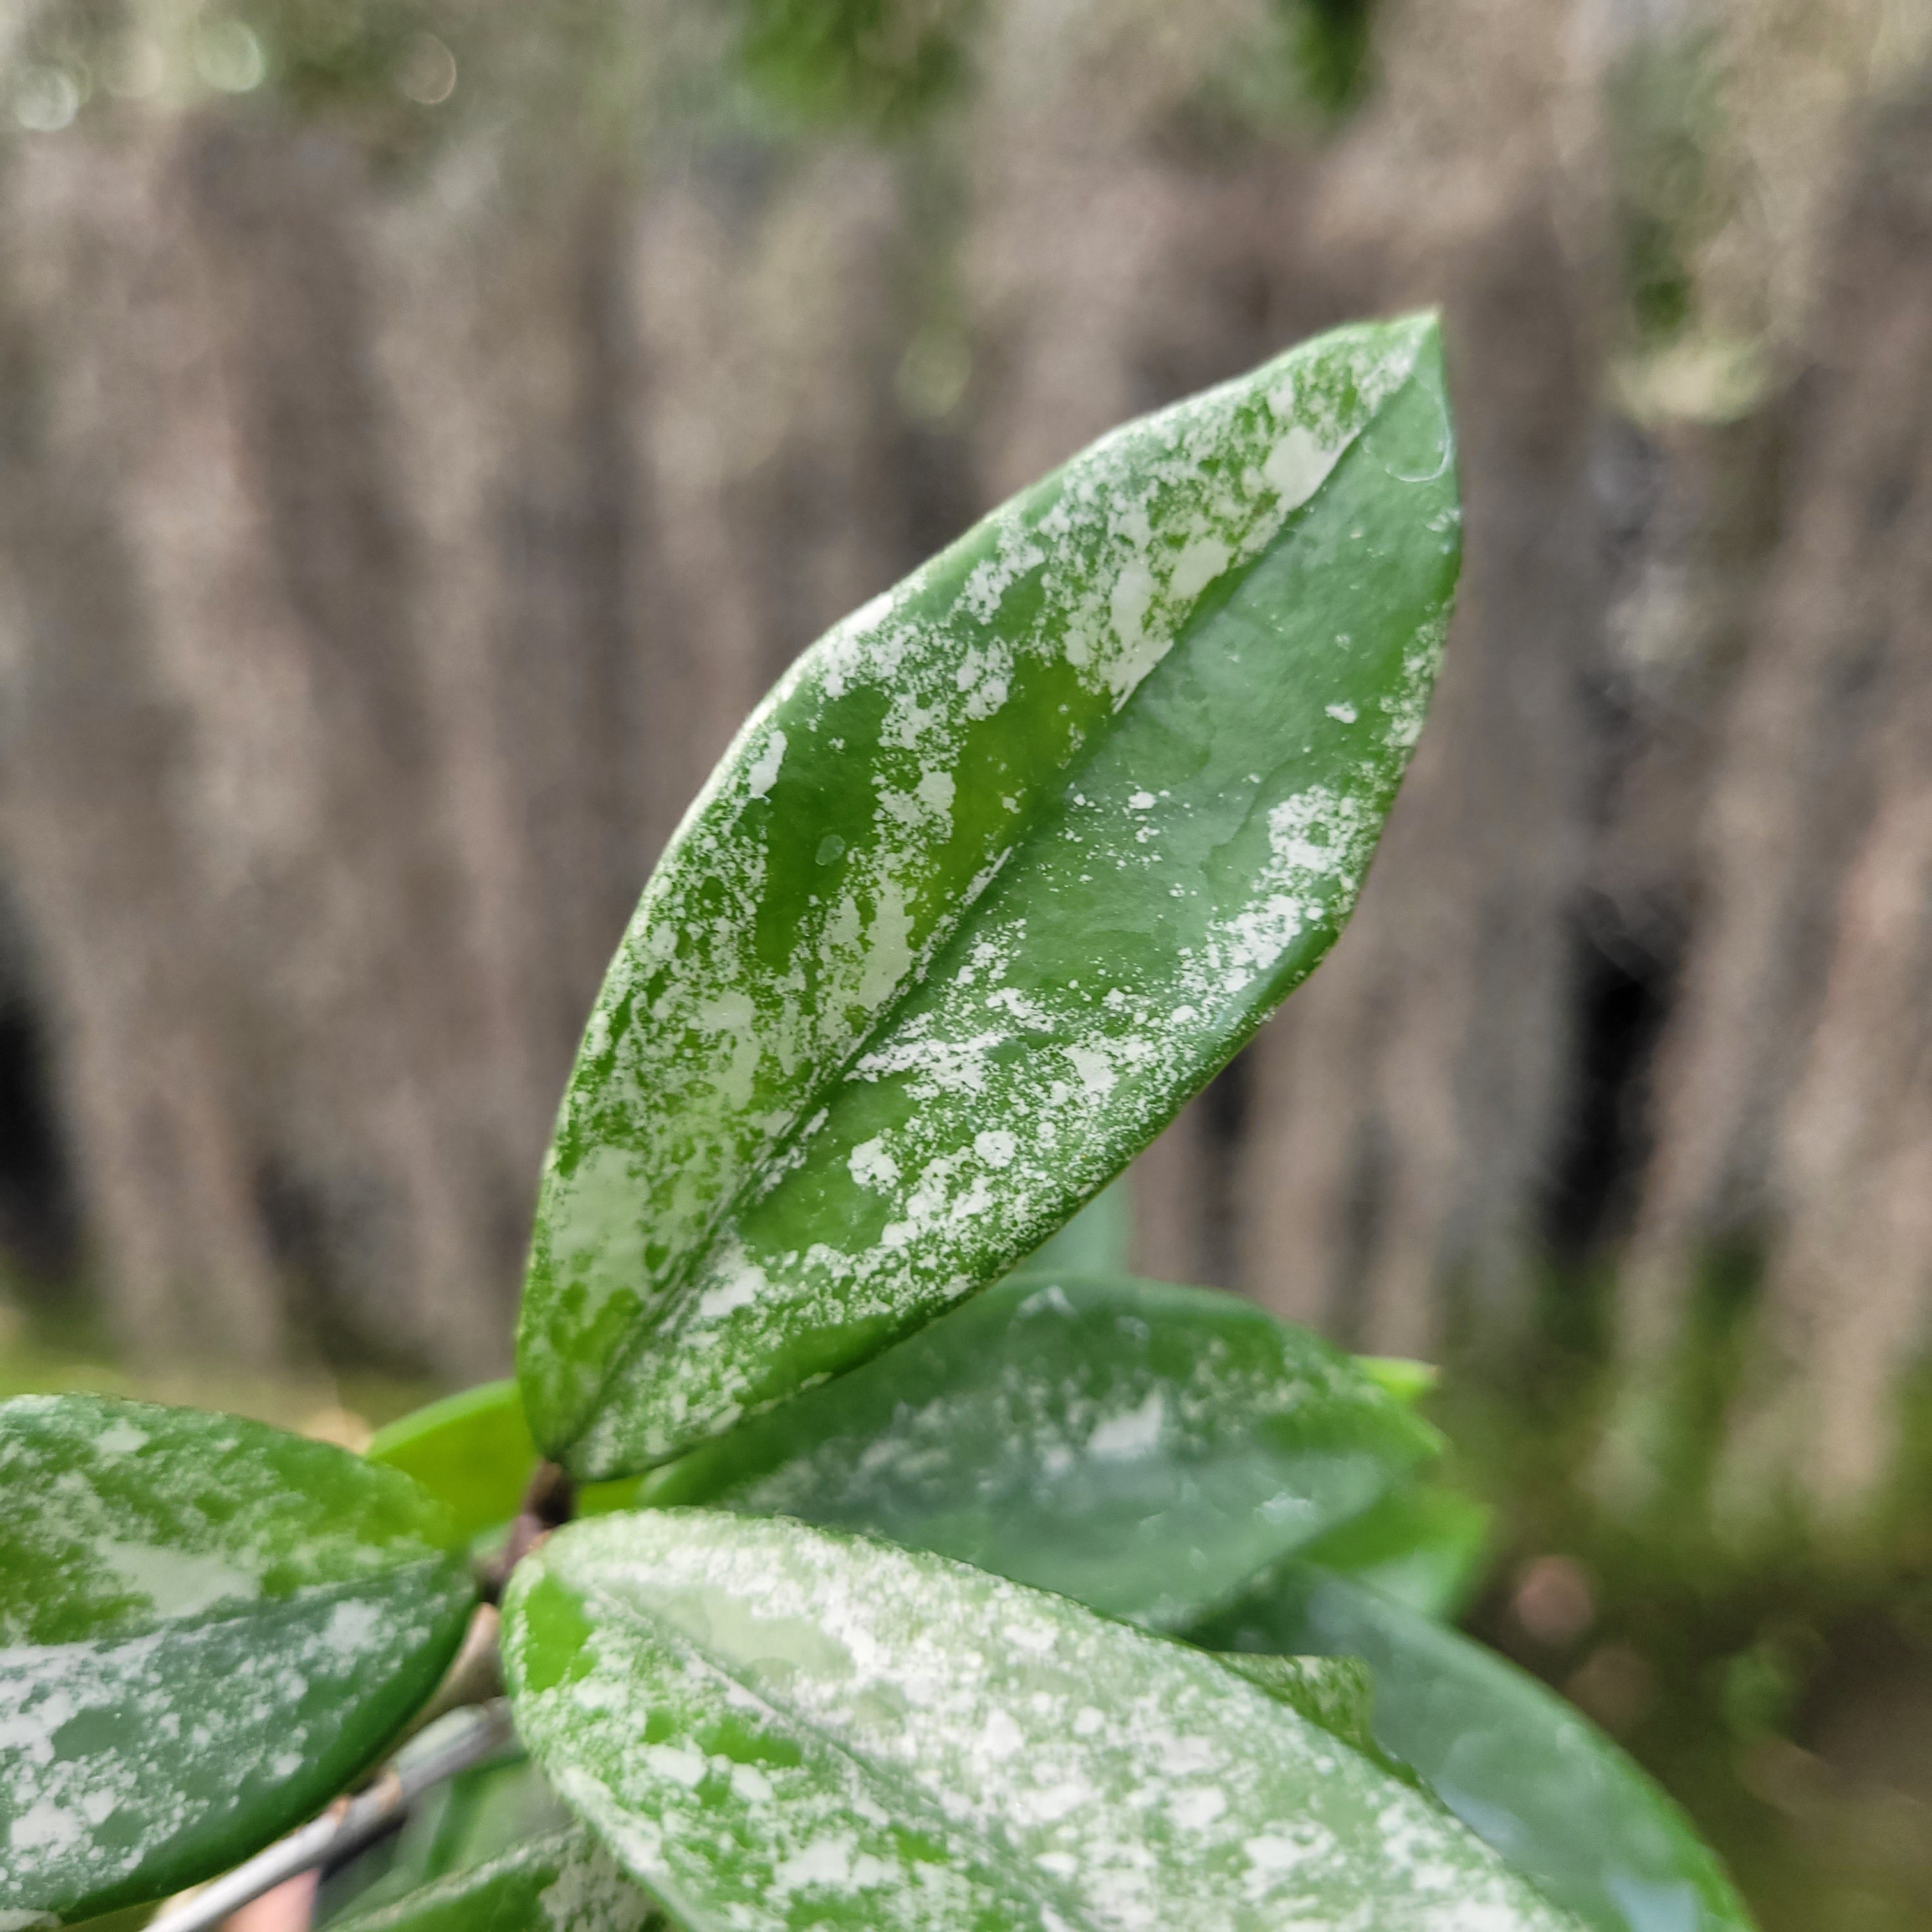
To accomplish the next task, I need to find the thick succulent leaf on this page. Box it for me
[1186,1563,1758,1932]
[643,1271,1438,1628]
[519,312,1462,1478]
[0,1394,475,1925]
[503,1511,1578,1932]
[365,1384,639,1548]
[1301,1483,1491,1621]
[321,1825,666,1932]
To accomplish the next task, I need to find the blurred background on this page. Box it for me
[2,1,1931,1923]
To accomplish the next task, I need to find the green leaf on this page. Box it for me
[0,1394,476,1924]
[519,312,1462,1479]
[642,1270,1438,1629]
[365,1384,640,1549]
[1009,1175,1133,1277]
[321,1824,667,1932]
[1210,1650,1379,1756]
[502,1510,1579,1932]
[1301,1482,1491,1621]
[1186,1563,1757,1932]
[365,1383,541,1547]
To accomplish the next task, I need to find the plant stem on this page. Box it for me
[141,1701,516,1932]
[479,1460,575,1602]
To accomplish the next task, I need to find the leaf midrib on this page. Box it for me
[569,1574,1110,1932]
[9,1554,463,1652]
[564,356,1427,1462]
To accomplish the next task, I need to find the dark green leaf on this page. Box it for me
[1186,1563,1758,1932]
[316,1747,669,1932]
[642,1270,1438,1629]
[503,1510,1579,1932]
[519,313,1461,1479]
[0,1394,475,1925]
[1300,1482,1491,1621]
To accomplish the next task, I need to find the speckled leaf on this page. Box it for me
[1186,1563,1757,1932]
[365,1384,639,1549]
[0,1394,475,1925]
[502,1510,1578,1932]
[641,1271,1438,1629]
[519,312,1461,1479]
[1209,1652,1379,1758]
[321,1823,668,1932]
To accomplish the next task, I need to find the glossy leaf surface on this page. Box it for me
[1300,1483,1491,1621]
[503,1510,1578,1932]
[519,313,1461,1478]
[645,1271,1438,1628]
[1187,1563,1757,1932]
[323,1825,666,1932]
[0,1394,475,1924]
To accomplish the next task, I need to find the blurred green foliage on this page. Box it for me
[1273,0,1377,116]
[1604,29,1730,343]
[737,0,981,134]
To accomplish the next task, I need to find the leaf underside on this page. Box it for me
[518,312,1461,1479]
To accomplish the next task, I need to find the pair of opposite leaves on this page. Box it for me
[0,316,1749,1932]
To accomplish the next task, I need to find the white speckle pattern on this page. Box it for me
[1,1393,458,1648]
[503,1512,1577,1932]
[645,1273,1436,1630]
[0,1568,468,1920]
[0,1394,472,1922]
[522,316,1459,1478]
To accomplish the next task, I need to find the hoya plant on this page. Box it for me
[0,315,1754,1932]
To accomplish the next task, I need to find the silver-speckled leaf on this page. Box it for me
[640,1271,1438,1630]
[0,1395,474,1925]
[502,1510,1581,1932]
[520,313,1460,1478]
